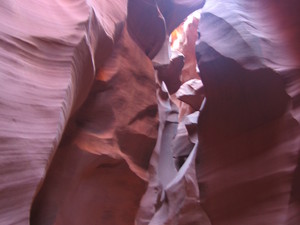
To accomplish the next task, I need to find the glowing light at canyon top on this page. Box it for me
[170,10,201,51]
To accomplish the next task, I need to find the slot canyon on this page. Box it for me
[0,0,300,224]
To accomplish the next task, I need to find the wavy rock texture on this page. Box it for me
[0,0,204,224]
[30,26,158,225]
[1,0,300,225]
[0,0,126,224]
[196,0,300,224]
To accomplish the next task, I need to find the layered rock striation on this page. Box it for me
[0,0,300,225]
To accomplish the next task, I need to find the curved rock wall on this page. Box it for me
[0,0,300,224]
[196,1,300,224]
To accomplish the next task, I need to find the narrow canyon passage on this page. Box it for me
[0,0,300,225]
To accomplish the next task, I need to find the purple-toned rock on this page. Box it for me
[1,0,300,224]
[196,1,300,224]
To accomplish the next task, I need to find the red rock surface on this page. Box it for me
[0,0,300,225]
[196,1,300,224]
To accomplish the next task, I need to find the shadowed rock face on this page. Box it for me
[30,26,158,224]
[1,0,300,225]
[0,1,119,224]
[196,1,300,224]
